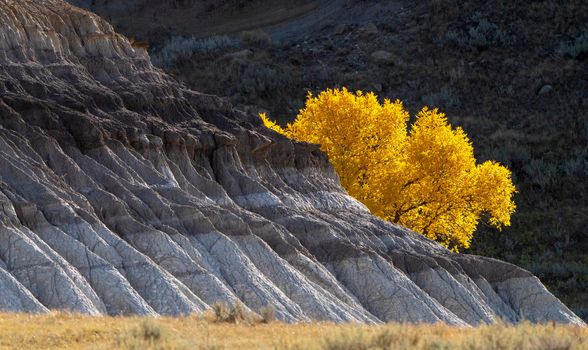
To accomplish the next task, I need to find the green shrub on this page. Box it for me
[229,301,250,324]
[212,302,231,322]
[239,29,272,48]
[421,87,460,108]
[117,319,173,349]
[445,14,510,50]
[152,35,239,66]
[558,30,588,59]
[260,305,276,324]
[523,159,557,189]
[212,301,256,324]
[137,319,163,343]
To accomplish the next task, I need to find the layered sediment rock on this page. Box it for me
[0,0,583,325]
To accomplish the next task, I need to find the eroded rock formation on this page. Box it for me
[0,0,583,325]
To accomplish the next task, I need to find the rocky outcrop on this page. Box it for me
[0,0,583,325]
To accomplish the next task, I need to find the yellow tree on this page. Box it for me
[261,88,516,251]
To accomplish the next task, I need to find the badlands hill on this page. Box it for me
[68,0,588,320]
[0,0,584,325]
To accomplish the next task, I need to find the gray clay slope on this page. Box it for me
[0,0,583,325]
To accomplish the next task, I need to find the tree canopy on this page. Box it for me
[261,88,516,251]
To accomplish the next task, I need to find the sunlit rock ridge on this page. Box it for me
[0,0,583,326]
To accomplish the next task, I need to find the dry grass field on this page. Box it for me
[0,312,586,350]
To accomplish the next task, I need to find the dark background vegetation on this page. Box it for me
[70,0,588,320]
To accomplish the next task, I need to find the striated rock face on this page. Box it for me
[0,0,583,325]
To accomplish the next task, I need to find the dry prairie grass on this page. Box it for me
[0,312,586,350]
